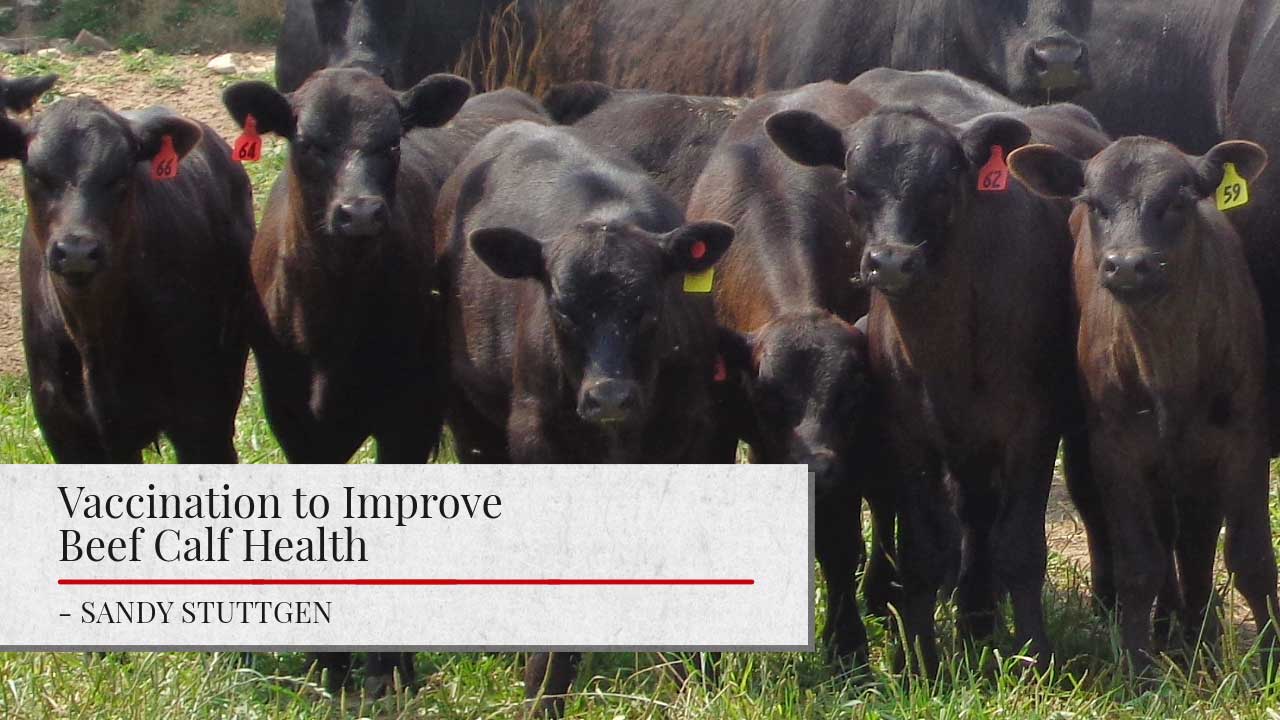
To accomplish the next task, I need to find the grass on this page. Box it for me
[2,50,1280,720]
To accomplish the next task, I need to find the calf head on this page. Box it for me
[767,106,1032,298]
[953,0,1092,102]
[471,220,734,428]
[0,96,201,291]
[224,69,471,242]
[1009,138,1268,301]
[309,0,412,87]
[720,312,870,492]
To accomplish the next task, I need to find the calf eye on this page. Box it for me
[295,138,324,156]
[25,171,58,195]
[1083,197,1110,220]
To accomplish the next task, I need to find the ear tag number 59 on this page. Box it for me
[977,145,1009,193]
[151,135,179,181]
[1217,162,1250,211]
[234,114,262,163]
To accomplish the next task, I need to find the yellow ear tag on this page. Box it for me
[1217,162,1250,211]
[684,268,715,294]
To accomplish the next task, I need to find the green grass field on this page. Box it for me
[3,50,1280,719]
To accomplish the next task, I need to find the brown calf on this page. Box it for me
[1010,137,1279,672]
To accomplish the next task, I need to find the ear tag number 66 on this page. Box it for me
[151,135,179,181]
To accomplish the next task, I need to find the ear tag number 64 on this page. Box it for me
[234,114,262,164]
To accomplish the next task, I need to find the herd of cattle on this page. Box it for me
[7,0,1280,712]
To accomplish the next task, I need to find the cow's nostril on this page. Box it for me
[1028,46,1049,72]
[1103,259,1119,275]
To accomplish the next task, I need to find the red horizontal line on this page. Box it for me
[58,578,755,587]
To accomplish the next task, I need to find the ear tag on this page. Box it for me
[977,145,1009,193]
[1217,162,1250,211]
[150,135,179,181]
[684,268,715,294]
[684,239,715,293]
[233,114,262,163]
[713,355,728,383]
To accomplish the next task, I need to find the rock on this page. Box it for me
[35,47,63,59]
[0,38,31,55]
[206,53,238,75]
[72,29,113,53]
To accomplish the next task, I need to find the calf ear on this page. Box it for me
[661,221,735,274]
[0,116,29,161]
[959,114,1032,167]
[542,81,615,125]
[0,74,56,113]
[470,227,545,281]
[1007,144,1086,199]
[400,74,473,130]
[223,81,296,138]
[1197,140,1269,194]
[766,110,847,169]
[131,113,203,161]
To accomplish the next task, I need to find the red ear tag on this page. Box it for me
[151,135,179,181]
[233,114,262,163]
[691,240,708,261]
[713,355,728,383]
[977,145,1009,193]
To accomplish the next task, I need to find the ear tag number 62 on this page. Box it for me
[977,145,1009,193]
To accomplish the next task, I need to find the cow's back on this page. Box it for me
[690,82,877,328]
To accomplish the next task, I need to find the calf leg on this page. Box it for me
[1063,429,1115,612]
[169,416,238,463]
[308,652,352,694]
[1224,459,1280,666]
[894,465,956,677]
[374,378,443,463]
[1174,489,1222,650]
[374,418,437,464]
[523,651,581,717]
[990,442,1054,665]
[955,470,999,644]
[363,652,415,696]
[1152,553,1182,648]
[816,485,868,665]
[29,356,109,463]
[863,493,898,619]
[1095,454,1171,676]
